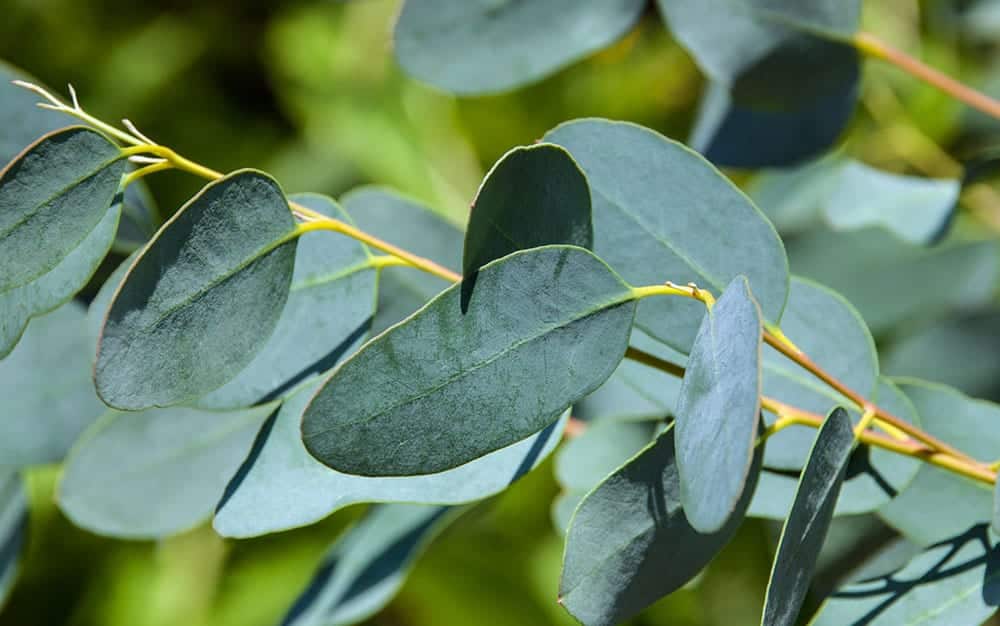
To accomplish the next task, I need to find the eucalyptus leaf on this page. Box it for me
[554,420,657,494]
[574,328,685,423]
[394,0,646,94]
[463,143,591,277]
[58,402,276,539]
[280,505,459,626]
[302,245,636,477]
[551,491,586,536]
[0,126,126,292]
[748,154,842,235]
[878,380,1000,546]
[342,186,461,334]
[112,178,158,251]
[811,524,1000,626]
[0,63,74,165]
[544,118,789,353]
[0,200,118,357]
[676,276,762,533]
[762,277,877,470]
[823,161,960,244]
[560,424,763,626]
[789,228,999,334]
[214,380,566,538]
[0,302,105,470]
[95,170,298,410]
[0,472,27,610]
[196,193,376,409]
[762,407,854,626]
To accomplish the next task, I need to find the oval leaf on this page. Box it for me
[544,118,788,353]
[58,402,275,539]
[196,193,376,409]
[280,504,458,626]
[676,276,763,533]
[762,407,854,626]
[394,0,646,94]
[463,143,591,276]
[560,423,763,626]
[302,245,636,476]
[95,170,298,410]
[0,126,125,291]
[214,381,565,538]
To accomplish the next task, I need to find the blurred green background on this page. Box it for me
[2,1,1000,624]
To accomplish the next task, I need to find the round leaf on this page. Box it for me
[95,170,298,410]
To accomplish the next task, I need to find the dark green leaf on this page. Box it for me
[95,170,298,410]
[112,179,158,251]
[0,126,126,292]
[58,402,276,539]
[812,524,1000,626]
[789,228,999,335]
[879,380,1000,545]
[393,0,646,94]
[762,277,877,470]
[215,380,566,538]
[0,63,74,164]
[544,118,788,353]
[676,276,762,533]
[823,161,960,244]
[302,245,636,477]
[463,143,591,277]
[342,186,461,334]
[0,302,105,470]
[762,407,853,626]
[0,200,118,357]
[574,328,684,423]
[560,424,763,626]
[0,472,27,610]
[280,504,459,626]
[749,378,921,518]
[196,193,376,409]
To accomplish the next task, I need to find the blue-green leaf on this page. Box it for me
[342,187,461,334]
[195,193,376,409]
[763,408,854,626]
[95,170,298,410]
[302,245,636,477]
[676,276,762,533]
[393,0,646,94]
[554,420,657,494]
[544,118,789,353]
[58,402,276,539]
[0,302,105,470]
[463,143,591,277]
[0,126,126,292]
[0,472,27,610]
[560,424,763,626]
[280,505,459,626]
[748,154,842,235]
[214,381,566,538]
[0,63,74,164]
[879,380,1000,546]
[811,524,1000,626]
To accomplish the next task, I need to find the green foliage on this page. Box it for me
[0,473,26,610]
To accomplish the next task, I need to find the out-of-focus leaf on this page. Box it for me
[0,471,27,610]
[788,228,999,335]
[762,408,853,626]
[58,402,276,539]
[811,524,1000,626]
[748,155,842,234]
[280,505,460,626]
[196,193,375,409]
[0,63,73,164]
[554,420,657,494]
[214,381,567,538]
[559,424,762,626]
[545,118,789,353]
[676,277,762,533]
[95,170,298,410]
[393,0,646,94]
[879,380,999,545]
[342,186,462,334]
[112,179,158,251]
[0,302,105,470]
[302,246,636,477]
